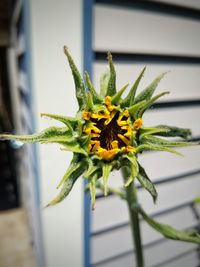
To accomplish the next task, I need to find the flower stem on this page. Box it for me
[122,167,144,267]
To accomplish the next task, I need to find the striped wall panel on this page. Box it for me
[89,1,200,266]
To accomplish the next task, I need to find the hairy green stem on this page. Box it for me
[122,167,144,267]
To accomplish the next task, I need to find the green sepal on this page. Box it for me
[121,67,146,107]
[56,154,88,189]
[84,162,101,179]
[78,135,90,152]
[102,163,113,196]
[106,52,116,96]
[128,100,146,120]
[139,127,169,141]
[88,170,102,210]
[123,154,139,187]
[134,205,200,244]
[137,164,157,203]
[64,46,87,110]
[0,126,72,144]
[1,126,87,155]
[153,125,192,139]
[100,72,110,97]
[41,113,79,132]
[89,176,97,210]
[134,72,167,104]
[0,127,87,155]
[136,143,183,156]
[111,83,129,105]
[84,71,102,104]
[86,92,94,111]
[142,135,197,148]
[46,157,87,207]
[61,143,87,155]
[137,91,169,117]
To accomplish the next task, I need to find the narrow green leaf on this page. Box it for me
[84,163,101,179]
[139,127,169,141]
[128,100,146,120]
[134,72,167,104]
[124,154,139,187]
[100,72,110,97]
[121,67,146,107]
[111,83,129,105]
[0,127,72,143]
[138,91,169,117]
[41,113,78,131]
[106,52,116,96]
[64,46,87,110]
[88,170,102,210]
[84,71,102,104]
[137,164,157,203]
[135,205,200,244]
[46,159,87,207]
[86,91,94,111]
[153,125,192,139]
[102,163,113,196]
[57,154,88,189]
[78,135,90,152]
[61,143,87,155]
[89,176,97,210]
[136,143,183,156]
[143,135,197,148]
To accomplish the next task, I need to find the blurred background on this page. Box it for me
[0,0,200,267]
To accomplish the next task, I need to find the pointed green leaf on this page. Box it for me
[61,143,87,155]
[57,154,88,189]
[46,159,87,207]
[78,135,90,151]
[84,71,102,104]
[0,127,72,144]
[100,72,110,97]
[41,113,78,132]
[121,67,146,107]
[124,154,139,187]
[138,91,169,117]
[134,72,167,104]
[88,172,102,210]
[139,127,169,141]
[106,52,116,96]
[153,125,192,139]
[137,164,157,203]
[102,163,113,196]
[86,91,94,111]
[111,83,129,105]
[89,177,96,210]
[135,205,200,244]
[84,163,101,179]
[143,135,197,148]
[64,46,87,110]
[136,143,183,156]
[128,100,146,120]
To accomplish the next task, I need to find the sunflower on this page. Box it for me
[0,46,194,209]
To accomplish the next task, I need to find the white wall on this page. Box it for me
[29,1,84,267]
[91,3,200,267]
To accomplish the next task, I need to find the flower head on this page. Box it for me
[0,46,195,209]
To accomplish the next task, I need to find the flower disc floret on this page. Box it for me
[82,96,141,161]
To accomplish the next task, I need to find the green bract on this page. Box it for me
[0,46,196,209]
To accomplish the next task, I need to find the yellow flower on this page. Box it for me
[0,46,195,209]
